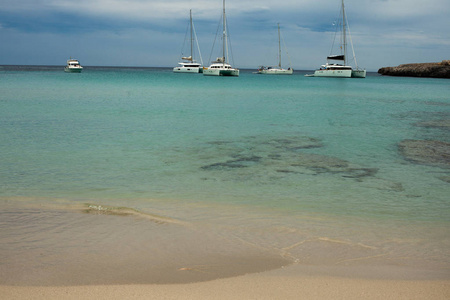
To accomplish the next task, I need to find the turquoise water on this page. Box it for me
[1,67,448,220]
[0,66,449,283]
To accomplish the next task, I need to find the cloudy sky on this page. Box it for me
[1,0,449,71]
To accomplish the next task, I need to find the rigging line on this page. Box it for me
[179,21,190,57]
[280,28,292,67]
[345,14,358,69]
[329,1,343,56]
[191,22,204,65]
[225,15,236,67]
[329,20,338,56]
[208,13,223,64]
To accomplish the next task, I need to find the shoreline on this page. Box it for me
[2,268,449,300]
[1,199,449,287]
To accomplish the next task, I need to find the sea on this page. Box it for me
[0,66,449,285]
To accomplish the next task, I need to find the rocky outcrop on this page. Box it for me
[378,60,450,78]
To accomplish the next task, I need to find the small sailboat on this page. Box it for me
[64,58,83,73]
[257,23,293,75]
[203,0,239,77]
[307,0,366,78]
[173,10,203,73]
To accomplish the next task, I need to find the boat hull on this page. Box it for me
[313,69,352,78]
[64,67,82,73]
[203,68,239,77]
[351,69,366,78]
[173,67,203,73]
[257,68,293,75]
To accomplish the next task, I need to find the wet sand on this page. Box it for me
[1,271,449,300]
[1,199,449,298]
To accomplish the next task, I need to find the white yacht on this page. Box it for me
[312,56,353,78]
[257,23,293,75]
[257,65,293,75]
[203,0,239,77]
[307,0,366,78]
[173,10,203,73]
[173,59,203,73]
[64,58,83,73]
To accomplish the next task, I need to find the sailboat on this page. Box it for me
[203,0,239,77]
[307,0,366,78]
[257,23,293,75]
[173,10,203,73]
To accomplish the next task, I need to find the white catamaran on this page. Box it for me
[307,0,366,78]
[173,10,204,73]
[203,0,239,77]
[257,23,293,75]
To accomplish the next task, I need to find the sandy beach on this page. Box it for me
[2,269,449,300]
[1,200,449,299]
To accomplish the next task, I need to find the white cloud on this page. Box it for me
[3,0,449,21]
[45,0,327,22]
[353,0,449,19]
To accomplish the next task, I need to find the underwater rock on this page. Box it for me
[438,176,450,183]
[398,139,450,168]
[290,153,378,179]
[341,168,379,179]
[291,153,349,170]
[415,119,450,129]
[267,136,323,150]
[200,135,323,170]
[201,155,262,170]
[200,136,378,181]
[360,178,405,192]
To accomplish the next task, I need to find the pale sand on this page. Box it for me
[2,266,449,300]
[2,201,449,299]
[1,277,448,300]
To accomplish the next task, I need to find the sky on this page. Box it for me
[0,0,449,71]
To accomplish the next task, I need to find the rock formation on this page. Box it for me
[378,60,450,78]
[398,139,450,168]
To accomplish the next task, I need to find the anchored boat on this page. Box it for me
[203,0,239,77]
[307,0,365,78]
[173,10,203,73]
[64,58,83,73]
[257,23,293,75]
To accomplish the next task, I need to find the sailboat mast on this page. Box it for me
[190,10,193,60]
[342,0,347,66]
[190,9,193,60]
[222,0,226,66]
[278,23,281,68]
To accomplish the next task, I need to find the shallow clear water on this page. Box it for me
[0,66,449,283]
